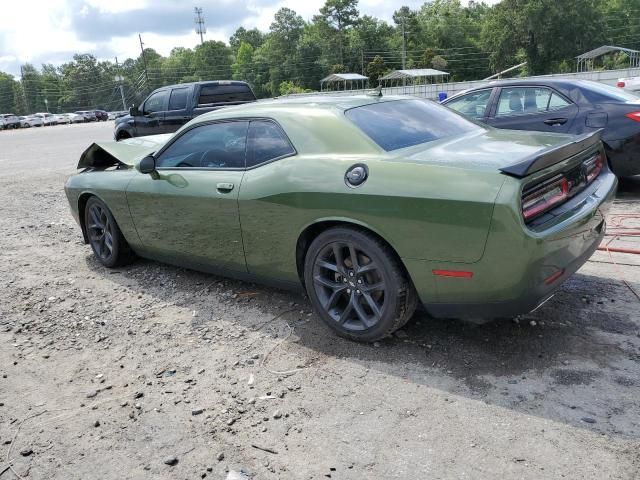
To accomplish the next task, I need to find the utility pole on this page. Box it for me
[194,7,206,44]
[115,57,127,111]
[138,34,149,87]
[401,18,407,70]
[20,65,30,114]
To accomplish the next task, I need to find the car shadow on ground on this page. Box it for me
[85,251,640,440]
[617,175,640,198]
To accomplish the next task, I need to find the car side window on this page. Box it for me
[168,88,189,111]
[143,91,168,114]
[446,90,492,119]
[246,120,296,167]
[548,92,570,111]
[155,121,249,169]
[496,87,569,117]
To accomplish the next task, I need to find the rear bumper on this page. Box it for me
[425,227,603,318]
[409,170,618,319]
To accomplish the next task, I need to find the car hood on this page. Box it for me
[114,114,133,125]
[77,134,172,169]
[395,128,579,173]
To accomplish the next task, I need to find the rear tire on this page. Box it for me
[84,197,136,268]
[304,227,417,342]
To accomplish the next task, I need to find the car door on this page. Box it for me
[486,86,578,133]
[125,120,250,272]
[444,88,495,121]
[136,89,169,136]
[237,119,298,280]
[160,86,191,133]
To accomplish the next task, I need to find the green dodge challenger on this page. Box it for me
[65,95,617,341]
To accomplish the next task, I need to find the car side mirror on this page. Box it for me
[137,155,157,174]
[129,105,140,116]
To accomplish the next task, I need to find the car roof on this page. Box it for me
[152,80,251,92]
[196,94,412,122]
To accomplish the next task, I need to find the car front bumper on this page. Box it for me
[404,170,618,319]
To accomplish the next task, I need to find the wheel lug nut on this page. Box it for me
[356,290,361,294]
[349,271,354,277]
[346,289,351,294]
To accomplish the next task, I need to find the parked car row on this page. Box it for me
[0,109,122,130]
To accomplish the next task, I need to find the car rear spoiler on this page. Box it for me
[499,129,603,178]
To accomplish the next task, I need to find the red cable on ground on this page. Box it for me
[599,213,640,255]
[597,246,640,254]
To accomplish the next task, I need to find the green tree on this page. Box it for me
[392,6,421,68]
[366,55,388,84]
[20,64,44,113]
[261,8,306,96]
[230,27,265,52]
[482,0,606,75]
[318,0,360,65]
[278,80,307,95]
[162,47,195,84]
[232,42,254,83]
[0,72,18,113]
[194,41,233,80]
[431,55,448,71]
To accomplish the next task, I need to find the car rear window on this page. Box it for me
[580,81,640,103]
[345,99,480,151]
[198,84,256,105]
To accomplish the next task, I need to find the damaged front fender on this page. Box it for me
[77,134,173,170]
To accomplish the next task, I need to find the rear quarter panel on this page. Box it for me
[238,154,505,283]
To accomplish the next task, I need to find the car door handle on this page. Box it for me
[544,118,568,126]
[216,182,234,193]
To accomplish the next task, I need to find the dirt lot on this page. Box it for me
[0,123,639,480]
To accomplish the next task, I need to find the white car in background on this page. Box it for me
[54,114,72,125]
[617,77,640,92]
[34,112,56,126]
[68,113,85,124]
[19,115,44,128]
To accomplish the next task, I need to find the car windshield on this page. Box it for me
[580,81,640,103]
[345,99,481,151]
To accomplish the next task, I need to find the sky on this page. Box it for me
[0,0,501,78]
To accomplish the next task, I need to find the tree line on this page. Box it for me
[1,0,639,115]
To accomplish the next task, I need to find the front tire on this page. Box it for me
[304,227,417,342]
[84,197,136,268]
[116,130,131,141]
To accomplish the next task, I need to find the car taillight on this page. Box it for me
[522,175,569,222]
[584,153,604,183]
[625,111,640,123]
[617,81,626,88]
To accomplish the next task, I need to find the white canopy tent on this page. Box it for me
[576,45,640,72]
[379,68,449,87]
[320,73,369,91]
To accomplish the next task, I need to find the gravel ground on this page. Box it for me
[0,123,639,480]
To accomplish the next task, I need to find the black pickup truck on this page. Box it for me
[114,80,256,140]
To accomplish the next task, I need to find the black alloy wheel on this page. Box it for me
[305,227,417,342]
[84,197,136,268]
[312,241,386,331]
[87,202,115,263]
